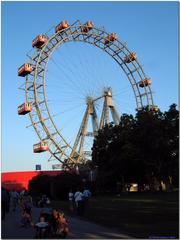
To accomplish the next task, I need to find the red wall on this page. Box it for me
[1,170,63,190]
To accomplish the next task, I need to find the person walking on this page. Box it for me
[1,187,9,220]
[38,195,50,208]
[74,189,84,216]
[83,188,91,200]
[68,189,74,212]
[20,188,26,198]
[20,191,33,226]
[83,188,91,211]
[11,189,19,212]
[5,188,10,213]
[19,188,27,209]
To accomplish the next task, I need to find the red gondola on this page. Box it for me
[104,33,118,45]
[33,141,49,153]
[139,78,152,88]
[18,102,32,115]
[55,20,69,33]
[124,53,137,63]
[18,63,32,77]
[81,21,94,32]
[32,34,47,48]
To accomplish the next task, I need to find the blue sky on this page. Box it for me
[1,1,178,172]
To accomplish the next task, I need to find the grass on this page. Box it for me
[51,192,179,238]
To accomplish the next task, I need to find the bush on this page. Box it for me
[29,174,53,197]
[28,172,83,200]
[52,172,83,200]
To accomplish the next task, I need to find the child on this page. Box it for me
[35,216,49,239]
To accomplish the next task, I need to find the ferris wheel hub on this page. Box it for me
[86,96,94,105]
[103,87,112,97]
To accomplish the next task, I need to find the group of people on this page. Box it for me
[19,189,33,227]
[1,187,69,239]
[20,192,69,238]
[68,188,92,216]
[1,188,30,220]
[1,187,10,220]
[35,195,51,208]
[34,208,69,238]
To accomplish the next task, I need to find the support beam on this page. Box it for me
[99,87,120,128]
[70,106,89,160]
[69,87,120,165]
[104,97,110,125]
[78,111,90,156]
[99,99,106,129]
[110,106,120,125]
[91,105,99,136]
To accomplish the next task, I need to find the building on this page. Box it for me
[1,170,63,190]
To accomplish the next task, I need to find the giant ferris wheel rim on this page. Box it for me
[25,20,154,167]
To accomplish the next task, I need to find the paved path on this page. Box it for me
[1,206,132,239]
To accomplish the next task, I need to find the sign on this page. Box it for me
[35,165,41,171]
[52,164,62,170]
[84,151,92,157]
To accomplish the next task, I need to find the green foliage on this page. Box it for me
[28,172,83,200]
[28,174,53,197]
[92,104,179,191]
[52,172,83,200]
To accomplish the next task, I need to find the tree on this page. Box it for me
[163,104,179,186]
[52,172,83,199]
[92,104,179,192]
[28,172,83,200]
[92,114,138,191]
[29,174,53,197]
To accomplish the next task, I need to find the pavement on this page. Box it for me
[1,205,132,239]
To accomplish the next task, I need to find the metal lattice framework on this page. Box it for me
[19,20,154,168]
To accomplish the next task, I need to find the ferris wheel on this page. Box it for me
[17,20,158,168]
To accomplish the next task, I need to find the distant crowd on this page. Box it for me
[1,186,92,238]
[1,187,68,238]
[68,188,92,216]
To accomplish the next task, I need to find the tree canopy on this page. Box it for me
[92,104,179,191]
[28,172,83,199]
